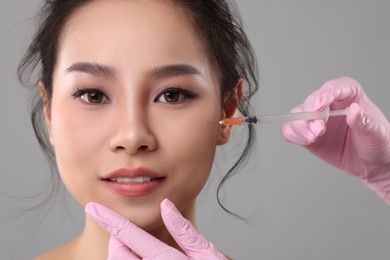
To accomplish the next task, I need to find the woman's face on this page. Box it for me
[45,0,234,229]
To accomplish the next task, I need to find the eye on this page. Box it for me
[155,87,197,104]
[72,87,110,104]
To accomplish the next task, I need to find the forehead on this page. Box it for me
[66,0,192,33]
[54,0,220,88]
[57,0,213,71]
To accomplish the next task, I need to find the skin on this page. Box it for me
[37,0,239,259]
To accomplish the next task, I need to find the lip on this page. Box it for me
[102,167,164,180]
[102,167,166,197]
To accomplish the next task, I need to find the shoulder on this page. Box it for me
[35,250,65,260]
[34,248,70,260]
[34,240,76,260]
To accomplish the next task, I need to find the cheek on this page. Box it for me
[52,112,101,160]
[50,103,108,199]
[157,105,221,199]
[159,103,220,159]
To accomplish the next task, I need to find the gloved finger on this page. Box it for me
[309,77,364,111]
[300,85,329,123]
[283,77,363,145]
[281,106,325,145]
[346,103,390,163]
[281,120,323,145]
[108,236,140,260]
[160,199,227,259]
[85,202,185,259]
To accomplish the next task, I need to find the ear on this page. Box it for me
[217,78,243,145]
[38,80,54,146]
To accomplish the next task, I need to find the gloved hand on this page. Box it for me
[85,199,227,260]
[281,77,390,203]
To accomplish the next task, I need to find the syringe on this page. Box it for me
[219,109,348,126]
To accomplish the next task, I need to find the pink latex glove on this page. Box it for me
[281,77,390,203]
[85,199,227,260]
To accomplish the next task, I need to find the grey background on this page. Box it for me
[1,0,390,259]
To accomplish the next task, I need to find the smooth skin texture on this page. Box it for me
[37,0,238,259]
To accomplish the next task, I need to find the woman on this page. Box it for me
[15,0,389,259]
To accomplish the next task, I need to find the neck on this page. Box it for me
[72,200,196,258]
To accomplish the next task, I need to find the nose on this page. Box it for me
[108,109,157,155]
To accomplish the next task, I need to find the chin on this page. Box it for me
[128,211,164,230]
[108,197,166,230]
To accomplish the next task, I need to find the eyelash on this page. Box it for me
[155,86,198,104]
[71,85,198,105]
[72,87,110,105]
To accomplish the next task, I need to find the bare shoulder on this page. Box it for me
[34,250,61,260]
[34,240,76,260]
[35,249,67,260]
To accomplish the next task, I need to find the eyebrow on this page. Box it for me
[66,62,115,79]
[65,62,202,80]
[145,64,202,80]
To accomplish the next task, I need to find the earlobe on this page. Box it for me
[38,80,54,145]
[38,81,48,105]
[217,123,234,145]
[217,78,244,145]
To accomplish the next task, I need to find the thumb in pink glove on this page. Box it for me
[281,77,390,203]
[85,199,227,259]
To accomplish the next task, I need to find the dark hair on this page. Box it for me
[18,0,259,218]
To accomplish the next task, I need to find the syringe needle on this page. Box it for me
[219,109,348,126]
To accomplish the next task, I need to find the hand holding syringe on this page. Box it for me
[220,77,390,205]
[219,108,348,126]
